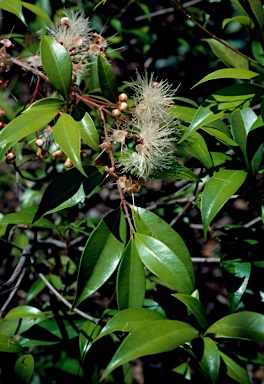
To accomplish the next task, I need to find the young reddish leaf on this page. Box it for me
[0,98,64,146]
[72,209,126,309]
[100,320,199,380]
[117,239,146,310]
[14,354,34,384]
[205,311,264,342]
[201,169,247,239]
[40,35,72,100]
[134,233,194,294]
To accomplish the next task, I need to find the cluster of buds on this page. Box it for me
[118,175,143,194]
[0,39,13,73]
[5,151,16,165]
[88,33,107,58]
[112,93,129,117]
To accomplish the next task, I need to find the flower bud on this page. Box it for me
[52,149,63,158]
[5,151,16,164]
[118,102,128,111]
[80,150,87,160]
[112,108,121,117]
[37,148,50,159]
[118,93,128,102]
[64,158,73,168]
[35,138,45,148]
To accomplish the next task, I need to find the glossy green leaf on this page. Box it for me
[199,337,220,383]
[72,209,126,309]
[97,55,118,102]
[24,279,46,304]
[117,239,146,310]
[149,159,201,181]
[219,350,251,384]
[95,308,165,341]
[205,311,264,342]
[201,169,247,238]
[79,321,101,360]
[101,320,199,380]
[5,306,48,319]
[193,68,259,88]
[223,15,252,27]
[134,233,193,294]
[172,294,208,329]
[78,112,99,151]
[181,131,213,169]
[0,318,46,336]
[170,105,196,123]
[202,38,249,69]
[0,210,55,229]
[14,354,34,384]
[40,35,72,99]
[21,2,51,23]
[0,334,22,352]
[221,259,251,312]
[202,128,238,146]
[33,168,86,222]
[231,107,258,167]
[248,0,264,40]
[180,84,263,142]
[211,152,232,167]
[0,0,26,24]
[52,113,86,176]
[0,98,64,146]
[131,206,195,286]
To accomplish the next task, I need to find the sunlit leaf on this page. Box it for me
[201,169,247,239]
[101,320,199,380]
[72,209,126,308]
[193,68,260,88]
[14,354,34,384]
[5,306,48,319]
[40,35,72,99]
[117,239,146,310]
[205,311,264,342]
[0,0,26,24]
[0,334,22,353]
[78,112,99,151]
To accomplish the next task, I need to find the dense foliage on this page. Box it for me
[0,0,263,383]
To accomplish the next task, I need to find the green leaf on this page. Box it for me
[193,68,260,88]
[0,318,46,336]
[0,98,64,146]
[149,159,201,181]
[14,354,34,384]
[172,294,208,329]
[24,279,46,304]
[202,38,249,69]
[0,334,22,352]
[134,233,193,294]
[117,238,146,310]
[180,84,263,142]
[231,107,258,168]
[40,35,72,99]
[72,209,126,309]
[33,168,86,222]
[181,131,213,169]
[95,308,165,341]
[0,209,55,229]
[21,2,51,23]
[170,105,196,123]
[101,320,199,380]
[97,55,118,102]
[221,259,251,312]
[211,152,232,167]
[0,0,26,25]
[52,113,86,176]
[79,321,101,360]
[5,306,48,319]
[223,15,252,28]
[202,127,239,146]
[205,311,264,342]
[77,112,99,151]
[199,337,220,383]
[131,206,195,286]
[201,169,247,238]
[219,350,251,384]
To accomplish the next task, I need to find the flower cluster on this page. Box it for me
[46,10,107,76]
[114,72,178,179]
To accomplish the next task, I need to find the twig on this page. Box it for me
[0,268,27,317]
[38,273,102,324]
[10,57,49,82]
[191,257,220,263]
